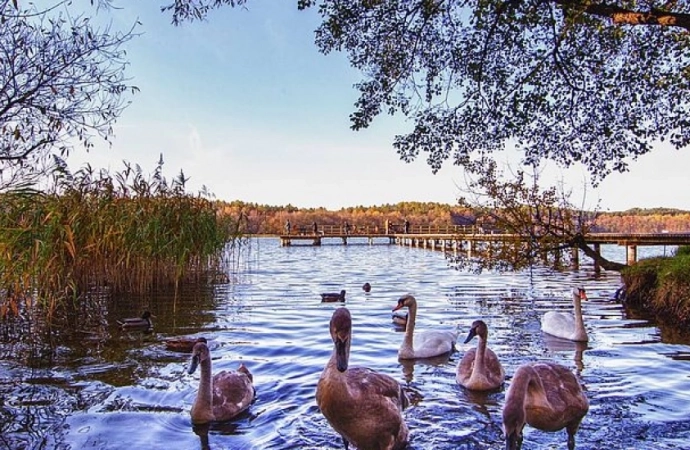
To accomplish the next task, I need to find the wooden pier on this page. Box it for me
[279,225,690,266]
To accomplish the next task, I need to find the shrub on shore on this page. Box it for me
[622,246,690,327]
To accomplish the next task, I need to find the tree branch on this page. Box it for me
[553,0,690,30]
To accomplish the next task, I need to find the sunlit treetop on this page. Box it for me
[162,0,690,182]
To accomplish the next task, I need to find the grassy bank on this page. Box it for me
[621,246,690,328]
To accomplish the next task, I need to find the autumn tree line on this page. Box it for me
[217,201,690,236]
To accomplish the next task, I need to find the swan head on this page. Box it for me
[392,294,416,312]
[464,320,488,344]
[187,338,210,375]
[330,308,352,372]
[502,405,525,450]
[573,287,588,301]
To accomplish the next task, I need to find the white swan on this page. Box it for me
[188,338,256,424]
[503,361,589,450]
[316,307,409,450]
[456,320,505,391]
[541,288,588,342]
[392,294,458,359]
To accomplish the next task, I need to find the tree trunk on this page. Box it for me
[570,233,628,272]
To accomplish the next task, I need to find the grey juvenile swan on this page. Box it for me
[503,361,589,450]
[456,320,505,391]
[188,338,256,424]
[316,307,409,450]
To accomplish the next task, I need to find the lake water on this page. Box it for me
[1,237,689,450]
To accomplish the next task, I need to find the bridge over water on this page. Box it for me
[278,224,690,267]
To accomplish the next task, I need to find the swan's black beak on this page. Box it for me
[464,327,477,344]
[188,354,200,375]
[335,338,349,372]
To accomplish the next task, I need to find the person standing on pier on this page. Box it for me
[313,221,318,235]
[285,220,291,235]
[404,219,410,234]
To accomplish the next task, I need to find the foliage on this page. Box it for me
[676,245,690,256]
[0,157,239,319]
[216,198,690,236]
[163,0,690,182]
[0,0,138,186]
[445,158,627,272]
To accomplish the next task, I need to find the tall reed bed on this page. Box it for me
[0,159,240,320]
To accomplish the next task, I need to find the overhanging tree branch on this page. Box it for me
[552,0,690,30]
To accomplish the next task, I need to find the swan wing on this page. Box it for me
[212,370,256,421]
[456,348,477,386]
[527,363,589,431]
[414,330,457,358]
[541,312,577,339]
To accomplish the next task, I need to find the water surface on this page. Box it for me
[1,238,689,450]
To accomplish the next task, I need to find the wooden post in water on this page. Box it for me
[593,243,601,274]
[626,245,638,265]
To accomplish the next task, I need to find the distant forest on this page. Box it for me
[217,201,690,235]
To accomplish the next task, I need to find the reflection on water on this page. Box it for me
[1,238,690,449]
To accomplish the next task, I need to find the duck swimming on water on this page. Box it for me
[117,311,154,330]
[321,290,346,303]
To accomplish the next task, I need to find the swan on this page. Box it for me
[541,288,588,342]
[187,339,256,424]
[391,311,408,327]
[503,361,589,450]
[456,320,505,391]
[392,294,458,359]
[117,311,154,330]
[316,307,409,450]
[321,290,346,303]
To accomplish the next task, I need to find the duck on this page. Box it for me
[392,294,458,359]
[541,287,588,342]
[502,361,589,450]
[165,336,208,353]
[321,290,346,303]
[117,311,154,330]
[456,320,505,391]
[316,307,409,450]
[187,339,256,424]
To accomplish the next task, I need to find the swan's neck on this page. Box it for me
[474,336,488,375]
[573,296,585,331]
[403,302,418,349]
[505,366,547,421]
[196,358,214,414]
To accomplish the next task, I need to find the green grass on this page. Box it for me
[622,247,690,326]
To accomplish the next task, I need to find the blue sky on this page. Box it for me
[60,1,690,211]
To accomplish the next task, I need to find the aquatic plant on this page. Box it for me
[0,157,240,319]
